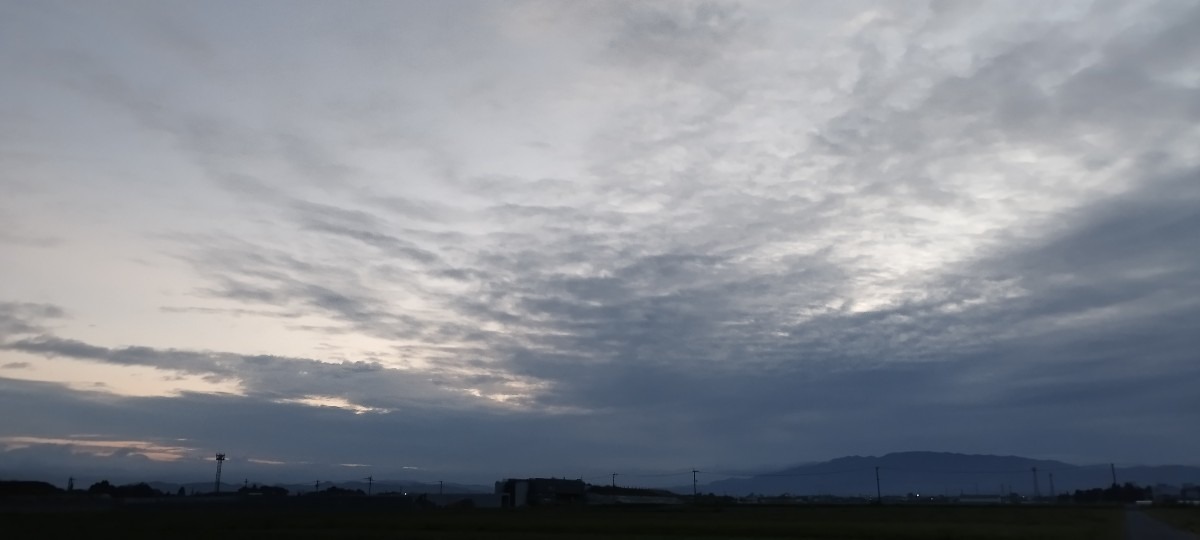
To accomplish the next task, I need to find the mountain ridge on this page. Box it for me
[694,451,1200,497]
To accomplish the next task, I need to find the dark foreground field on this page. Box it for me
[1,504,1123,539]
[1149,507,1200,534]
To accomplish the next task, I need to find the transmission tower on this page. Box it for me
[214,453,226,494]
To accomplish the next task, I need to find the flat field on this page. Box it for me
[1,504,1123,540]
[1148,507,1200,534]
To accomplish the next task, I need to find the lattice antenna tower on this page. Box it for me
[214,453,227,494]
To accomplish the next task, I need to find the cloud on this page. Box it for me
[0,435,195,462]
[1,335,528,413]
[0,376,694,483]
[603,1,753,72]
[293,201,444,265]
[0,213,63,248]
[0,302,65,340]
[1,0,1198,480]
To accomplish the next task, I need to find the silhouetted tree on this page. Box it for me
[86,481,164,498]
[1071,482,1152,503]
[87,480,115,496]
[113,482,165,498]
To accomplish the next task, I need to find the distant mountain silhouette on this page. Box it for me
[698,451,1200,497]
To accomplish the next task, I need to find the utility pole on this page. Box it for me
[315,480,320,493]
[439,480,444,496]
[611,473,617,488]
[692,469,698,499]
[875,466,882,504]
[1110,463,1118,487]
[365,476,373,496]
[67,477,74,492]
[1031,467,1040,499]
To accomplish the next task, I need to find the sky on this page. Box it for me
[1,0,1199,487]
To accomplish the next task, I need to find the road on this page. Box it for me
[1126,509,1198,540]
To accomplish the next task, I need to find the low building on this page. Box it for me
[495,478,586,507]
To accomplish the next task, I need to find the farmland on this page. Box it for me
[1148,507,1200,534]
[1,503,1124,539]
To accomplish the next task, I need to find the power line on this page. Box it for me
[583,461,1121,490]
[623,470,693,478]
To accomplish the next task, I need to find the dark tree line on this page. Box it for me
[0,481,62,496]
[1058,482,1153,503]
[1,480,169,498]
[302,486,365,497]
[86,480,166,498]
[1,479,298,498]
[237,483,289,496]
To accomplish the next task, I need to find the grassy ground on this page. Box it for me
[1,504,1123,539]
[1148,507,1200,534]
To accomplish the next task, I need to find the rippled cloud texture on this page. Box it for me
[2,0,1198,483]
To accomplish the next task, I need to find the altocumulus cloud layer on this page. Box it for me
[1,0,1199,483]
